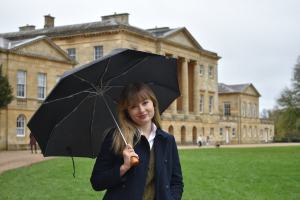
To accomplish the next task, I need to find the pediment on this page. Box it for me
[17,40,68,61]
[13,38,71,63]
[164,29,202,49]
[244,85,261,97]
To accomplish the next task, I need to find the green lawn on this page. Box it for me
[1,146,300,200]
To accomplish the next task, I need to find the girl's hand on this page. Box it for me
[120,144,139,176]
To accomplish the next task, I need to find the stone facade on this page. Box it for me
[0,13,274,149]
[218,83,274,144]
[0,36,75,150]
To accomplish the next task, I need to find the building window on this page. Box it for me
[224,102,231,116]
[260,129,263,137]
[199,65,204,75]
[37,73,47,100]
[253,104,257,118]
[243,126,247,137]
[17,70,26,98]
[232,128,236,137]
[16,115,26,137]
[208,66,214,78]
[241,102,245,117]
[219,128,223,136]
[210,128,214,136]
[94,46,103,60]
[247,103,251,117]
[200,94,204,113]
[67,48,76,60]
[209,96,214,113]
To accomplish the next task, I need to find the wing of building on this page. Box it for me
[0,13,273,150]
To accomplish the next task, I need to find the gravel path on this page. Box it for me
[0,150,52,175]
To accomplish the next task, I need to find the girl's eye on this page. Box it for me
[143,100,149,105]
[129,105,137,109]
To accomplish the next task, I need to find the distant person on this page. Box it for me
[197,136,203,147]
[29,133,37,154]
[206,136,210,145]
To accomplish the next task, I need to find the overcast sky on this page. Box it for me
[1,0,299,112]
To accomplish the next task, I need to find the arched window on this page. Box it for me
[168,125,174,135]
[181,126,186,144]
[192,127,197,144]
[16,115,26,137]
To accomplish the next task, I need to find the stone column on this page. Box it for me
[193,61,199,114]
[181,58,189,115]
[171,99,177,115]
[167,54,177,116]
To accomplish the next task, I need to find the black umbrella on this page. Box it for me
[27,48,180,158]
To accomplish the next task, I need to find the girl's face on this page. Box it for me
[127,98,155,127]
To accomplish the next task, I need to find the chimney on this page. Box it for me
[19,25,36,32]
[44,14,55,28]
[101,13,129,25]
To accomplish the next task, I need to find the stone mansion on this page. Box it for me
[0,13,274,150]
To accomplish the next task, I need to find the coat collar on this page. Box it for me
[155,128,169,139]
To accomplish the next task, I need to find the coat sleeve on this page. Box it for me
[90,132,125,191]
[170,135,184,200]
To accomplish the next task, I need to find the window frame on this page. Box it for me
[94,46,103,60]
[37,73,47,100]
[208,65,214,78]
[209,95,214,113]
[16,70,26,98]
[67,48,76,60]
[223,102,231,116]
[199,94,204,113]
[199,64,204,76]
[16,115,26,137]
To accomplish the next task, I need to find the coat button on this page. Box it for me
[164,159,168,163]
[122,184,126,188]
[165,185,169,189]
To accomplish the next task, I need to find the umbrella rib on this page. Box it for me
[43,89,96,104]
[97,58,111,90]
[73,74,98,92]
[44,94,94,154]
[104,57,150,88]
[89,93,99,157]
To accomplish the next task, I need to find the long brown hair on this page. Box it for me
[112,83,161,154]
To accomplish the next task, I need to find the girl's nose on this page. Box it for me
[138,105,145,112]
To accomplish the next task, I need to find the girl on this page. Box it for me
[90,83,183,200]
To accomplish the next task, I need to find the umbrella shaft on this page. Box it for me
[102,95,128,145]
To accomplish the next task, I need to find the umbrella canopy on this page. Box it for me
[27,48,180,158]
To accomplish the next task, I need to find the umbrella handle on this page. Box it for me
[130,156,139,166]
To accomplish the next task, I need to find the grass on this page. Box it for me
[1,146,300,200]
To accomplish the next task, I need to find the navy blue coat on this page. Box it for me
[90,128,184,200]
